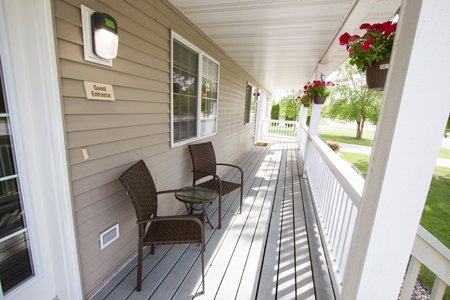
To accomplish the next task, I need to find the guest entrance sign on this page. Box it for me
[83,81,115,101]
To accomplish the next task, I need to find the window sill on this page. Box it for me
[171,132,217,149]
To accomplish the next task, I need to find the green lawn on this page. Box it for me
[319,125,375,147]
[320,126,450,159]
[339,152,370,176]
[320,133,373,147]
[339,152,450,298]
[440,147,450,159]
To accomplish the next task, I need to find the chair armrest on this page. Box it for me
[192,170,223,182]
[216,163,243,174]
[137,215,204,228]
[216,163,244,184]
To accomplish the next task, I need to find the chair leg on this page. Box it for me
[201,241,205,294]
[240,186,243,214]
[150,245,155,254]
[218,194,222,229]
[137,240,143,291]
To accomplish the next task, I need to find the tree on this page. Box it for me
[323,61,382,139]
[270,103,280,120]
[279,90,301,121]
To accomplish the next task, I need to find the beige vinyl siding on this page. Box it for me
[53,0,269,297]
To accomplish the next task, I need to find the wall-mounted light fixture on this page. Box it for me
[91,12,118,59]
[81,5,118,67]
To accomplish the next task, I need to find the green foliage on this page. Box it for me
[270,103,280,120]
[323,61,382,138]
[279,91,300,121]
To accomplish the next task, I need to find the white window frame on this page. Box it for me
[170,31,220,148]
[0,1,82,299]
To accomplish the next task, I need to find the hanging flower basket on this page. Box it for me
[295,95,311,107]
[301,80,334,105]
[339,21,396,91]
[313,96,327,104]
[366,59,390,91]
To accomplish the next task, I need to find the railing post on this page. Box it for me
[399,257,421,300]
[300,105,308,125]
[297,105,307,143]
[308,103,322,136]
[430,278,446,300]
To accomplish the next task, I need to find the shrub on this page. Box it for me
[271,103,280,120]
[326,140,341,152]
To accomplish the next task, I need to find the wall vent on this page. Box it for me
[100,224,119,250]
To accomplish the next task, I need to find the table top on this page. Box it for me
[175,186,218,204]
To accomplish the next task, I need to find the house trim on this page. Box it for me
[0,0,82,298]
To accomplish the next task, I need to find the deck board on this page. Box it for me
[92,143,320,300]
[234,144,283,300]
[293,147,315,299]
[213,143,282,299]
[276,144,297,300]
[256,145,286,300]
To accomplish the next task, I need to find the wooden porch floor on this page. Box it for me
[92,143,323,300]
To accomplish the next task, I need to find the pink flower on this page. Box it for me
[362,38,373,51]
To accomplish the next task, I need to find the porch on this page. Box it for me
[92,142,331,300]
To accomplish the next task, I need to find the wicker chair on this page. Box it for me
[188,142,244,229]
[119,160,205,292]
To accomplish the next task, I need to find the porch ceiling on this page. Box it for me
[169,0,400,90]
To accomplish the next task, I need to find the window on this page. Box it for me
[171,33,220,146]
[0,68,34,294]
[244,82,258,124]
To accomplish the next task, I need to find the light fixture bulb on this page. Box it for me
[94,28,118,59]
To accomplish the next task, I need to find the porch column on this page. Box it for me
[341,1,450,299]
[299,105,308,125]
[254,91,264,142]
[307,64,328,136]
[297,104,308,144]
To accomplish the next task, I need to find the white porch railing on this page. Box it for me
[303,135,364,295]
[400,226,450,300]
[301,133,449,299]
[298,124,308,161]
[260,119,298,141]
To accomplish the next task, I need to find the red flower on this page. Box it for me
[349,35,360,43]
[383,21,397,35]
[362,38,373,51]
[359,23,371,30]
[371,23,383,32]
[339,32,351,45]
